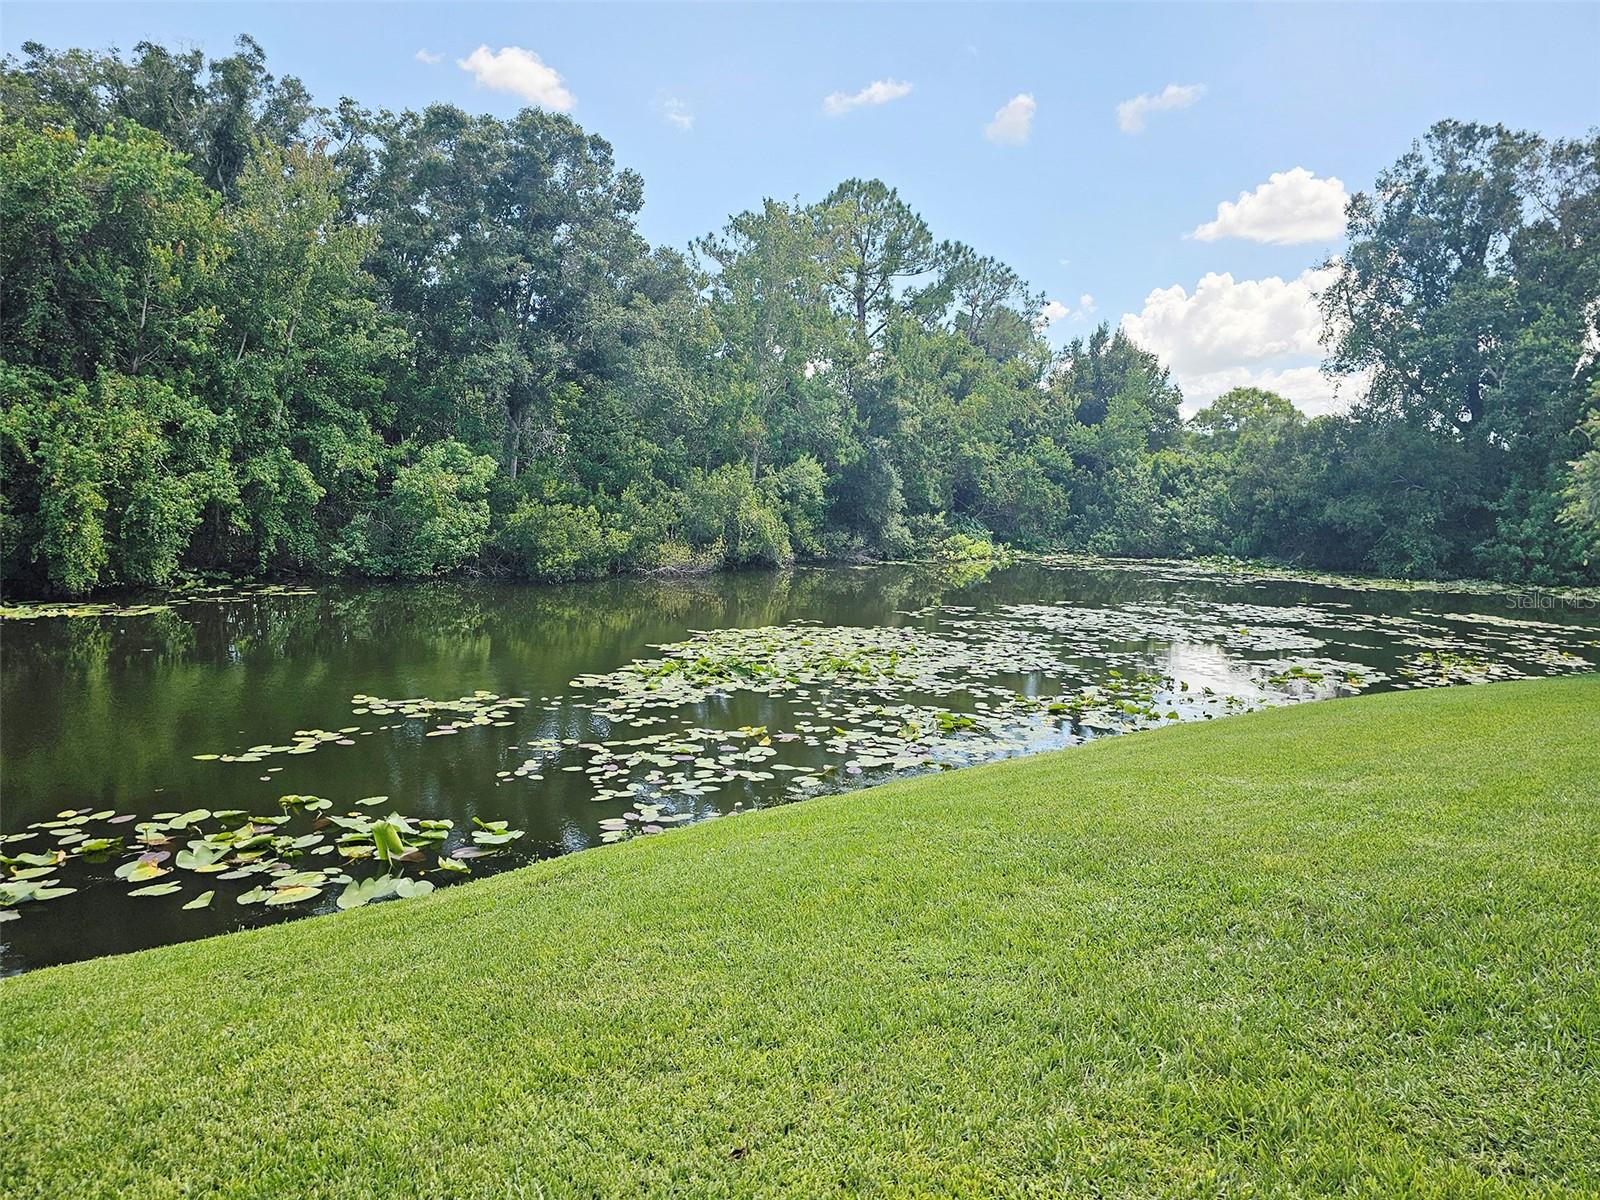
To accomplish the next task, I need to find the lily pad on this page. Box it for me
[264,885,323,906]
[129,882,183,897]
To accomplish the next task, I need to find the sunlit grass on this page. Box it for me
[3,676,1597,1198]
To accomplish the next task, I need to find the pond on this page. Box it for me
[4,558,1598,974]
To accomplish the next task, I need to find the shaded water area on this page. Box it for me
[4,559,1598,974]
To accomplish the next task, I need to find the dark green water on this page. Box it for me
[4,560,1598,974]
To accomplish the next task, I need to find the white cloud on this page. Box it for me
[985,93,1036,145]
[661,96,693,131]
[1122,267,1333,374]
[1120,267,1355,415]
[1116,83,1205,134]
[415,49,443,65]
[823,79,913,117]
[1038,294,1096,329]
[1174,364,1355,418]
[457,45,575,112]
[1189,168,1348,245]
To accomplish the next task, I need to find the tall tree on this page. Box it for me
[345,104,662,481]
[928,241,1046,364]
[696,199,851,477]
[1322,121,1540,434]
[810,179,937,345]
[1321,120,1600,580]
[0,36,317,193]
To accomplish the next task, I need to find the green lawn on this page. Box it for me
[3,677,1598,1199]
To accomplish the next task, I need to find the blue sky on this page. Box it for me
[6,2,1597,412]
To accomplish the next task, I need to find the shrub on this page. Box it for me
[498,499,623,582]
[763,456,828,557]
[377,441,496,578]
[683,464,792,567]
[0,368,223,593]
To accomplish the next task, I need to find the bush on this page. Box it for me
[375,441,496,578]
[763,456,828,557]
[0,368,223,593]
[683,464,792,567]
[498,499,623,582]
[933,531,1010,564]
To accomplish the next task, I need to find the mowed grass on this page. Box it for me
[3,677,1598,1199]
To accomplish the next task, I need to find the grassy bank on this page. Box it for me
[3,677,1598,1198]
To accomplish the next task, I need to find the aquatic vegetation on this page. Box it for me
[353,690,528,729]
[0,583,317,622]
[193,728,365,764]
[1398,649,1513,686]
[6,557,1598,967]
[192,691,530,764]
[0,799,525,927]
[0,601,175,621]
[1033,553,1600,605]
[546,579,1595,850]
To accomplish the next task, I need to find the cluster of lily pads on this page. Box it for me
[1396,649,1518,686]
[193,727,365,764]
[991,596,1598,689]
[525,590,1598,826]
[530,632,1305,823]
[0,795,526,924]
[195,691,530,763]
[0,582,316,622]
[352,690,528,732]
[1032,553,1600,603]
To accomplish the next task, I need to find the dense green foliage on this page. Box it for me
[4,677,1597,1196]
[2,38,1597,593]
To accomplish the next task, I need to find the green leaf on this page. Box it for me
[370,820,410,865]
[471,829,525,846]
[271,870,326,889]
[335,874,400,910]
[176,844,228,871]
[129,882,183,897]
[264,885,323,906]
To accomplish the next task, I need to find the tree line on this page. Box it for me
[2,36,1596,595]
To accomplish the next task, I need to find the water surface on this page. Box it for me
[5,560,1597,973]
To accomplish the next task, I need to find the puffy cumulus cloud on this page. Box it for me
[457,45,575,111]
[1120,267,1355,415]
[1122,267,1333,373]
[1116,82,1204,134]
[1037,294,1096,329]
[415,49,443,65]
[661,96,693,131]
[1189,168,1348,245]
[823,79,913,116]
[985,93,1036,144]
